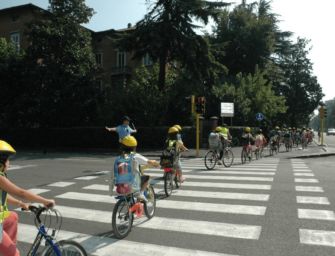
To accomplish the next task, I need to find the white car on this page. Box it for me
[327,128,335,136]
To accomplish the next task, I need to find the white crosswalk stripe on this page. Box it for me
[292,159,335,248]
[18,157,282,255]
[18,224,238,256]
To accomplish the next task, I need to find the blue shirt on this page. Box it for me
[116,125,135,141]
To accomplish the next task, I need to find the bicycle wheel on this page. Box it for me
[241,149,247,164]
[144,185,156,219]
[164,172,173,197]
[255,149,259,160]
[222,149,234,167]
[41,240,87,256]
[174,172,181,189]
[112,198,133,239]
[204,150,217,170]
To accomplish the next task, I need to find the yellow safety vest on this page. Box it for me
[0,171,10,221]
[220,127,229,139]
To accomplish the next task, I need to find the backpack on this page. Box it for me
[110,154,140,196]
[160,139,177,168]
[208,132,221,149]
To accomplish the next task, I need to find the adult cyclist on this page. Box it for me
[0,140,55,256]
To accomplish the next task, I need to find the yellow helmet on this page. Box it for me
[0,140,16,155]
[215,126,222,132]
[173,125,182,132]
[245,127,251,133]
[121,136,137,147]
[168,126,179,134]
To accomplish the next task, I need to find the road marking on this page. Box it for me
[55,158,106,162]
[157,200,266,215]
[154,181,272,190]
[294,178,319,183]
[295,186,324,192]
[83,185,270,201]
[294,173,314,177]
[75,176,99,180]
[145,170,276,176]
[140,217,261,240]
[300,229,335,247]
[148,174,273,182]
[8,164,37,170]
[292,168,312,172]
[296,196,330,205]
[47,181,75,187]
[28,188,49,194]
[56,192,115,203]
[298,209,335,221]
[18,224,239,256]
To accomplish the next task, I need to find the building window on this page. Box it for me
[117,51,126,67]
[95,53,103,66]
[10,32,20,52]
[143,53,153,66]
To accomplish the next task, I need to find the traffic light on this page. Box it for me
[319,107,324,118]
[195,96,206,114]
[324,108,327,118]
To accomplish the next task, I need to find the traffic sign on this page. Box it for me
[220,102,234,117]
[256,112,264,121]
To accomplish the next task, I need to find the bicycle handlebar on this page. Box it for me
[21,205,51,224]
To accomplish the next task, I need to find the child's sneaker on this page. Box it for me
[137,191,148,202]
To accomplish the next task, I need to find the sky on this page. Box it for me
[1,0,334,101]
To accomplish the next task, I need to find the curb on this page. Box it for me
[289,152,335,159]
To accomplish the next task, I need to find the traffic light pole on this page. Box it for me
[196,113,200,157]
[320,116,324,146]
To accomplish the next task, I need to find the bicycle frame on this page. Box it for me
[28,223,61,256]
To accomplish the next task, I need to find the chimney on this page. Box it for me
[127,23,132,28]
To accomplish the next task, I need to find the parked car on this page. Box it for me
[327,128,335,136]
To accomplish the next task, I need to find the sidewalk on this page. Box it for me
[139,142,335,159]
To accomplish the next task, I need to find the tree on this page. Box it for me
[25,0,99,127]
[0,38,34,127]
[118,0,230,91]
[211,0,283,76]
[212,67,287,125]
[276,38,324,127]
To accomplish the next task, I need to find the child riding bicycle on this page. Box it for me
[0,140,55,256]
[112,136,159,202]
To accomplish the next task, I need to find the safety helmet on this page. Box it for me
[215,126,222,132]
[173,125,182,132]
[121,136,137,147]
[168,126,179,134]
[275,126,280,130]
[0,140,16,163]
[245,127,251,133]
[122,115,131,121]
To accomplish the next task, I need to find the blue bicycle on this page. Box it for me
[24,205,87,256]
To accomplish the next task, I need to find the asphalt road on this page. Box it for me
[5,143,335,256]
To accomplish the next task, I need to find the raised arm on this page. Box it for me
[105,126,117,132]
[0,176,55,207]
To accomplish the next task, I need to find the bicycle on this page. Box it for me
[160,154,181,197]
[269,136,278,156]
[204,141,234,170]
[284,137,292,152]
[163,166,181,197]
[241,143,252,164]
[24,205,87,256]
[111,174,156,239]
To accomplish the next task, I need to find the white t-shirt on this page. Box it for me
[133,153,149,166]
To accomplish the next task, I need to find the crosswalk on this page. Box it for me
[14,156,333,255]
[15,157,282,256]
[292,159,335,248]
